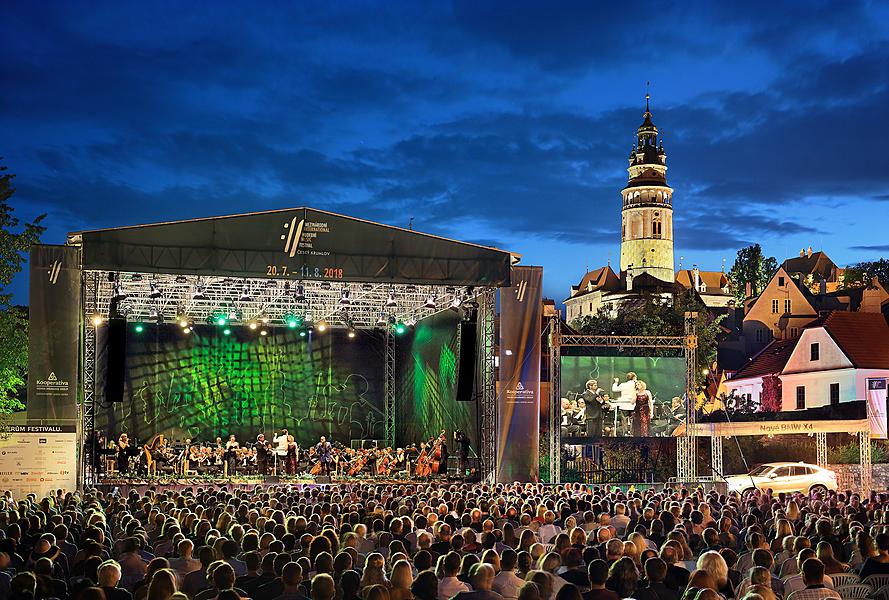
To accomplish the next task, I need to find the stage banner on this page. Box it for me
[497,266,542,483]
[686,419,871,437]
[0,424,77,498]
[867,378,888,439]
[27,245,81,420]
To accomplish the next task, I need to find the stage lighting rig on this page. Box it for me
[111,282,127,302]
[148,281,162,299]
[385,290,397,308]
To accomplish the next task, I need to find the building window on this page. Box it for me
[772,299,779,314]
[756,329,763,343]
[779,276,786,287]
[810,343,820,361]
[784,299,792,313]
[796,386,806,410]
[653,213,662,238]
[830,383,840,406]
[790,327,799,338]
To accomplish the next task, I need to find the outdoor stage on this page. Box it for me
[23,206,550,498]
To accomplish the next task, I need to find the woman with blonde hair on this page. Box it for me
[361,553,389,591]
[771,519,794,553]
[388,560,413,600]
[519,529,537,553]
[696,551,732,598]
[146,568,177,600]
[633,380,653,436]
[623,540,641,568]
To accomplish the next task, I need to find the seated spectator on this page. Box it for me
[786,559,840,600]
[858,533,889,579]
[583,560,618,600]
[634,558,678,600]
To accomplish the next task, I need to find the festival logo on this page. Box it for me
[47,259,61,284]
[281,216,305,257]
[515,279,528,302]
[34,371,69,397]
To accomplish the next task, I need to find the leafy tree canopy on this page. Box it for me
[0,162,45,417]
[841,258,889,289]
[726,244,778,302]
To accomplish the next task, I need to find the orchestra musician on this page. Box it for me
[315,436,333,476]
[117,433,131,474]
[454,430,471,474]
[285,435,298,475]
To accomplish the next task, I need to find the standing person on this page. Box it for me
[285,435,298,476]
[117,434,132,474]
[611,372,638,436]
[255,434,269,476]
[435,431,449,476]
[273,429,289,474]
[582,380,606,437]
[633,381,653,437]
[455,431,471,476]
[316,436,332,477]
[224,435,240,477]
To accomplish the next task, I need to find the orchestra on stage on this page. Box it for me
[86,428,473,481]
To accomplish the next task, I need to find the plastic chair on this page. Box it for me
[874,583,889,600]
[832,573,863,588]
[865,576,889,592]
[836,584,873,600]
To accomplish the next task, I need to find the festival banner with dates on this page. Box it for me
[75,207,512,286]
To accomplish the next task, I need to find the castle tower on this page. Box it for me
[619,93,674,283]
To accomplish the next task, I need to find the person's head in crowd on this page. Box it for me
[588,559,608,590]
[687,569,718,592]
[211,562,236,592]
[526,571,552,600]
[312,573,336,600]
[748,584,777,600]
[411,570,438,600]
[875,533,889,555]
[281,561,303,590]
[365,583,391,600]
[97,560,123,588]
[607,557,638,598]
[341,570,362,600]
[645,557,667,584]
[391,559,413,591]
[79,588,108,600]
[146,568,177,600]
[10,572,37,599]
[801,558,826,587]
[555,584,583,600]
[518,582,542,600]
[605,538,624,561]
[697,551,728,590]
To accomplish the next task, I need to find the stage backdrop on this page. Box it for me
[96,325,385,445]
[395,311,478,449]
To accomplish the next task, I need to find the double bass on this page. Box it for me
[429,430,446,475]
[415,443,431,477]
[348,449,368,476]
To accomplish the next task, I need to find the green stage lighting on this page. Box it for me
[394,322,407,335]
[285,314,303,328]
[223,328,231,335]
[299,329,307,337]
[215,316,227,326]
[134,323,145,333]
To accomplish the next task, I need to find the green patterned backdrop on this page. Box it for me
[395,311,478,448]
[97,324,385,445]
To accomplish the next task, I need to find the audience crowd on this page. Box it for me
[1,483,888,600]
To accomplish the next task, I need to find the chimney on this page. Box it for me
[626,272,634,292]
[807,246,813,258]
[745,281,752,298]
[800,249,805,258]
[693,266,701,292]
[819,278,826,295]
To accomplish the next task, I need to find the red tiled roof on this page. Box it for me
[675,269,728,291]
[730,339,797,380]
[818,311,889,369]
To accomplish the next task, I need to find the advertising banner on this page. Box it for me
[497,266,542,482]
[27,245,81,420]
[0,424,77,498]
[687,418,871,437]
[867,378,888,439]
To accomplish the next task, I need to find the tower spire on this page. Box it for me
[645,81,650,114]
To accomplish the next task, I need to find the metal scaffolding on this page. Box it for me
[860,431,872,491]
[711,435,724,480]
[816,432,828,468]
[384,329,396,448]
[478,289,497,483]
[80,273,98,489]
[547,314,697,483]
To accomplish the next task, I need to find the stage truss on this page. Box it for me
[547,312,698,483]
[79,269,497,488]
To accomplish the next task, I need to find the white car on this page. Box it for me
[725,462,838,495]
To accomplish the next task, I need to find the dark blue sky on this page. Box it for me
[4,1,889,303]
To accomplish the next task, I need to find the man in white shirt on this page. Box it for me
[538,511,561,544]
[272,429,289,472]
[167,539,201,584]
[439,552,472,600]
[611,504,631,537]
[784,551,834,596]
[612,373,638,436]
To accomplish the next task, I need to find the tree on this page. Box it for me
[840,258,889,289]
[0,162,45,423]
[571,289,725,385]
[727,244,778,302]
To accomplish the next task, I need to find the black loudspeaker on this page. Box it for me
[104,317,127,403]
[456,320,477,401]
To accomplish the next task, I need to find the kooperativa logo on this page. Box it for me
[47,260,61,284]
[281,216,305,257]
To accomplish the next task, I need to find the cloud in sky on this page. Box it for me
[2,0,889,303]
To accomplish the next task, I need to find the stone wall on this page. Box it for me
[827,463,889,490]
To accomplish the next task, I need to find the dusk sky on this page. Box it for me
[4,1,889,304]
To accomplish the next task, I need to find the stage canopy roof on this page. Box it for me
[68,207,516,287]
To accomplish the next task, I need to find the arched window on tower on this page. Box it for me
[622,217,626,240]
[653,212,662,238]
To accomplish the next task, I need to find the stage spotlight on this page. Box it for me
[134,323,145,333]
[90,314,104,326]
[239,285,252,302]
[223,328,231,336]
[405,318,417,331]
[339,288,351,305]
[182,326,191,334]
[111,283,127,301]
[178,317,189,328]
[424,295,436,309]
[385,291,397,308]
[215,315,227,326]
[347,328,357,339]
[148,281,162,299]
[294,284,306,302]
[248,321,258,330]
[394,322,407,335]
[260,329,268,336]
[299,329,307,338]
[285,314,302,328]
[260,315,270,324]
[376,312,387,327]
[317,321,328,332]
